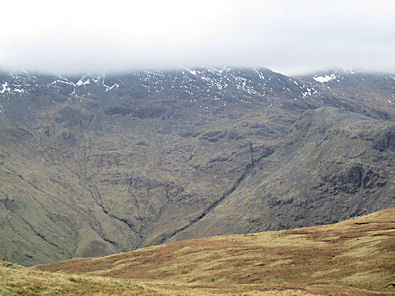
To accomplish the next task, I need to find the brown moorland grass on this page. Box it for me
[1,208,394,295]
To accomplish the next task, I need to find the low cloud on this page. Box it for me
[0,0,394,75]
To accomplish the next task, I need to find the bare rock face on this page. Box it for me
[0,68,393,266]
[373,127,395,152]
[322,163,387,194]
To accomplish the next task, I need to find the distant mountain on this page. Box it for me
[0,68,393,266]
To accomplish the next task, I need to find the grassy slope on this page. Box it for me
[1,208,393,296]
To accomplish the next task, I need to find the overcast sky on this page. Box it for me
[0,0,394,75]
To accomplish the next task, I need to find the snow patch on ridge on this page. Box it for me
[187,69,197,75]
[104,83,119,92]
[0,82,11,94]
[255,69,265,81]
[49,79,76,87]
[313,74,337,83]
[76,76,91,86]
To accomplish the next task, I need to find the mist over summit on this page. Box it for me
[1,0,394,75]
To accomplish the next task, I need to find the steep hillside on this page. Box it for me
[170,107,394,241]
[2,208,390,296]
[0,68,394,266]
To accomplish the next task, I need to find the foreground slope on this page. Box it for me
[1,208,393,296]
[0,69,394,266]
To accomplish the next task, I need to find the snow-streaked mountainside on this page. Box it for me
[0,68,317,106]
[0,67,394,266]
[0,68,393,116]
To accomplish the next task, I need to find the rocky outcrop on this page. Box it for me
[373,127,395,152]
[322,164,387,194]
